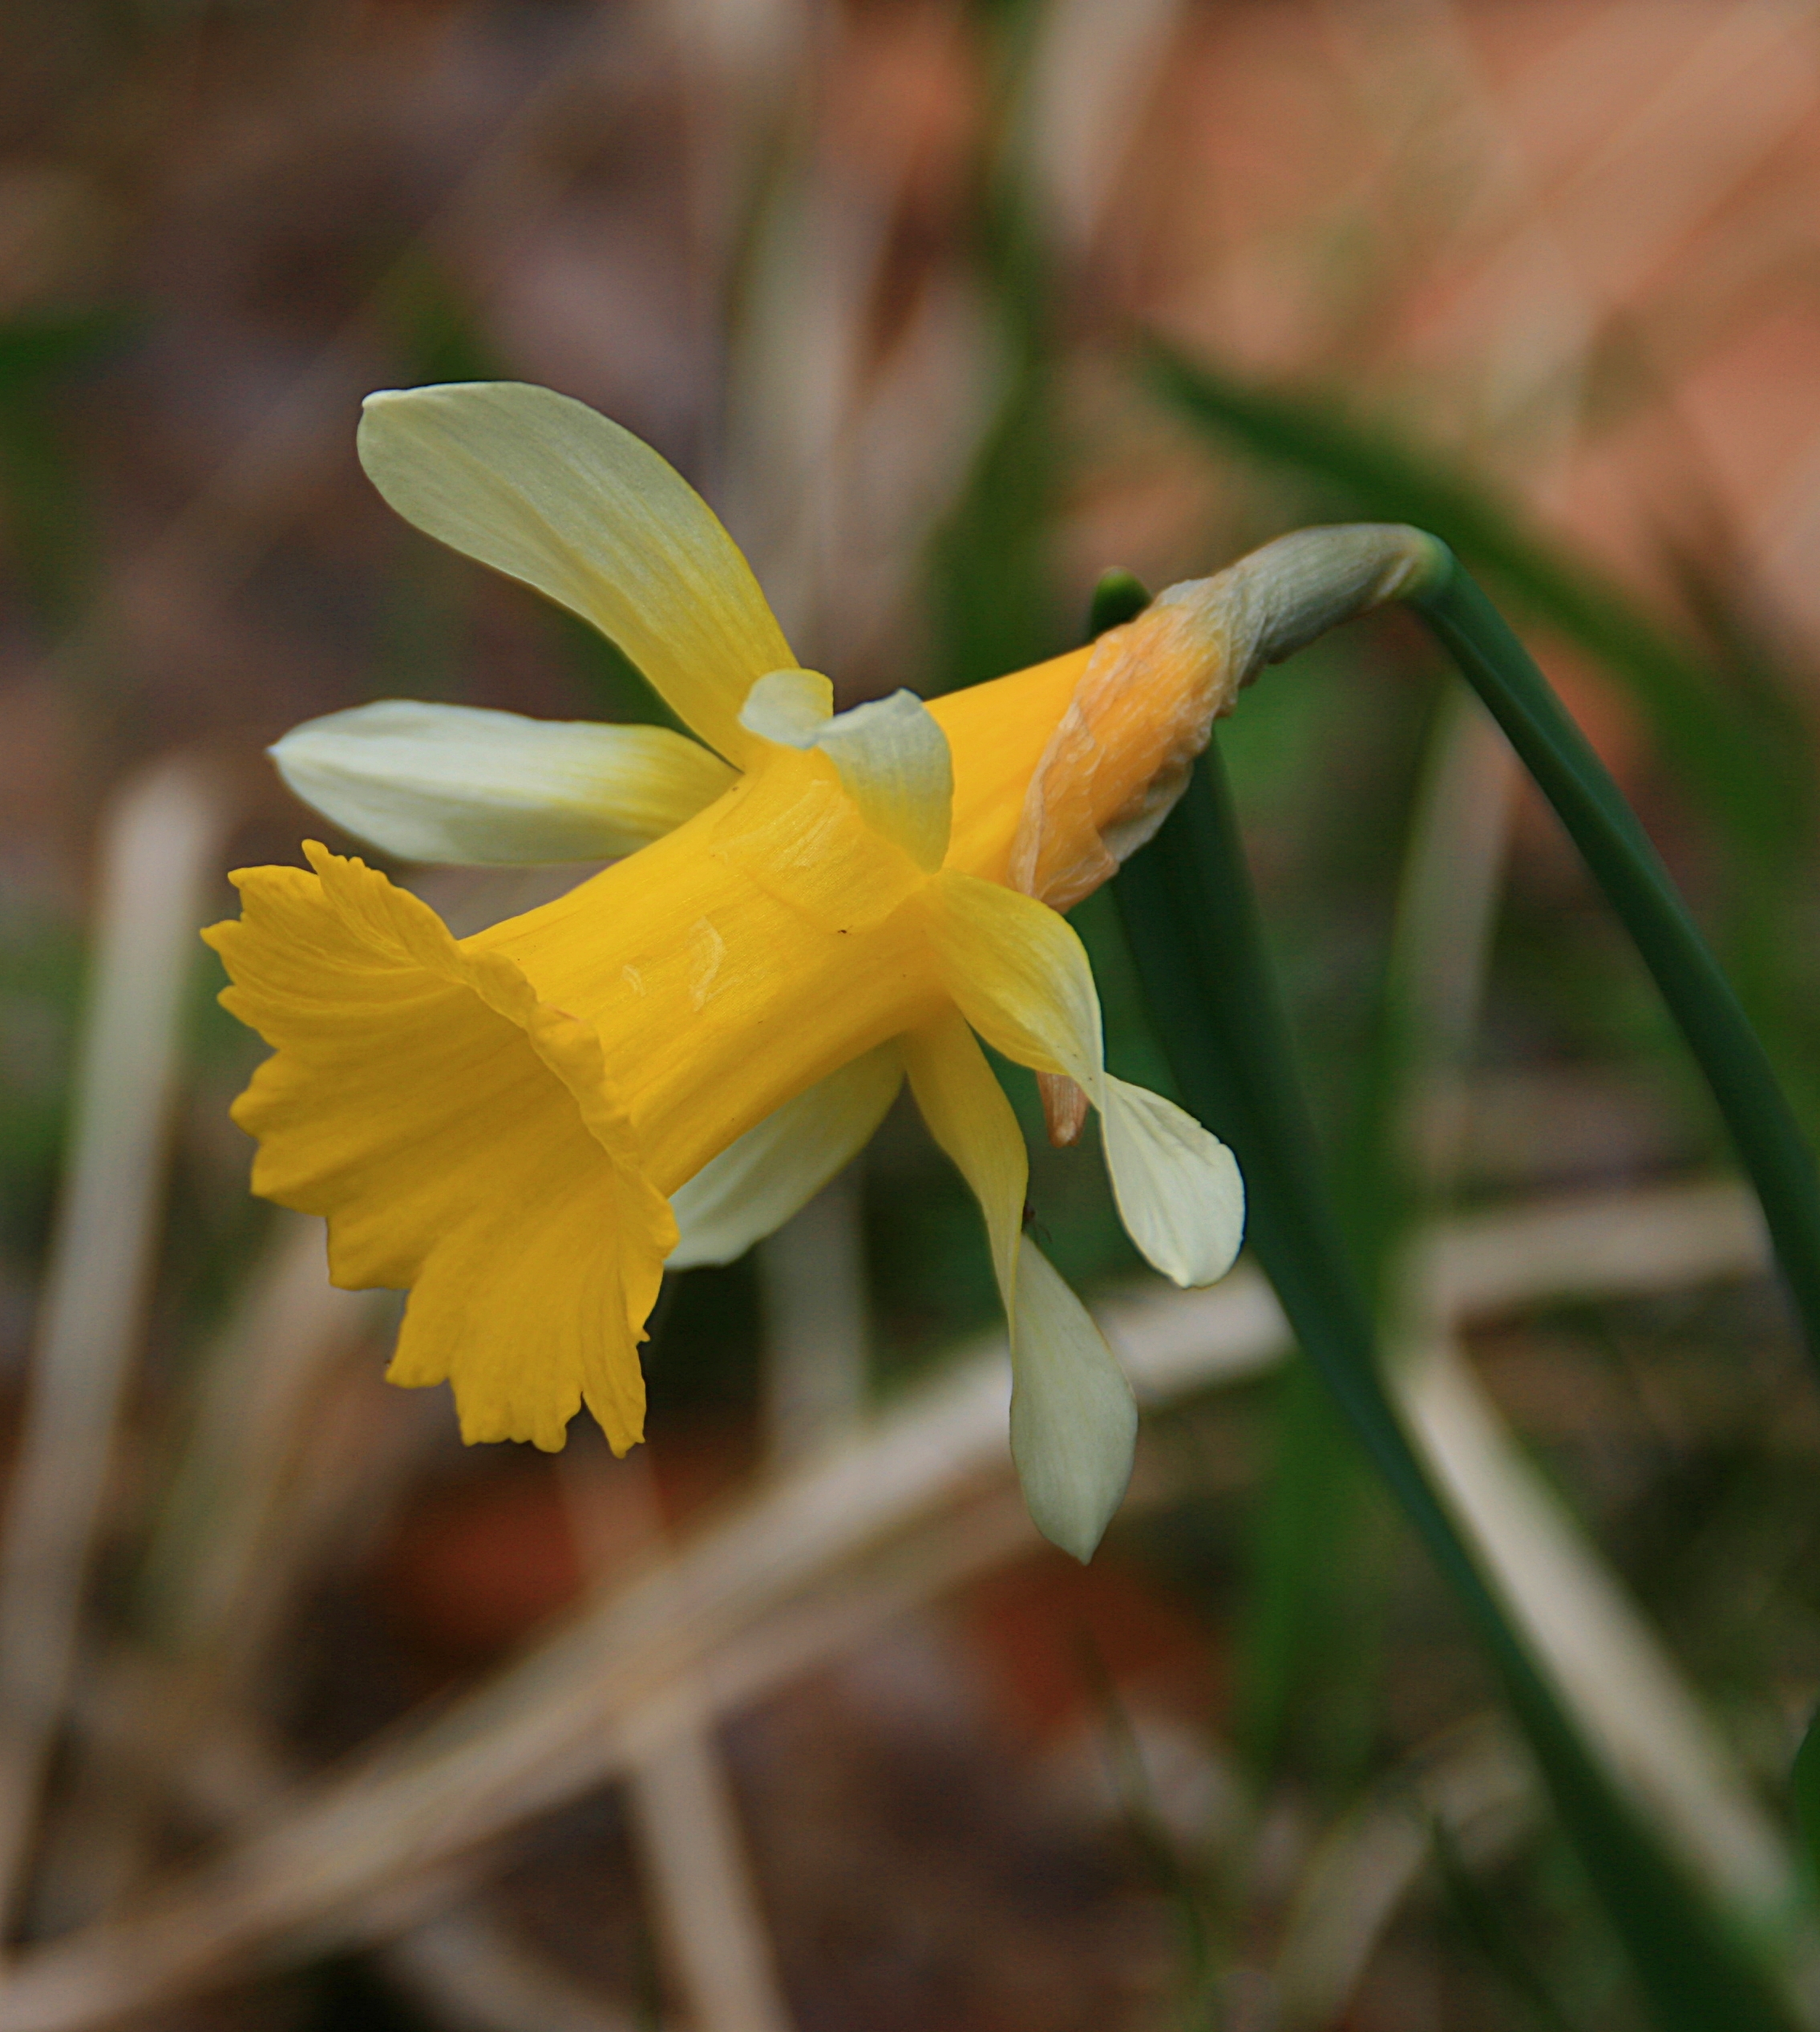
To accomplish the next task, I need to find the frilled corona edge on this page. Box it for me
[205,844,673,1453]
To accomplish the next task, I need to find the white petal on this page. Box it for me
[812,690,953,872]
[666,1043,903,1268]
[1100,1074,1244,1286]
[272,702,736,866]
[1009,1237,1137,1562]
[738,668,835,746]
[358,384,793,767]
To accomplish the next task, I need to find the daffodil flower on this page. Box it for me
[205,383,1434,1559]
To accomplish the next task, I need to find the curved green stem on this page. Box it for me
[1116,752,1802,2032]
[1408,551,1820,1377]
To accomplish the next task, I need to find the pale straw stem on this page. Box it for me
[1013,0,1185,253]
[1396,1327,1796,1917]
[567,1450,795,2032]
[0,761,234,1945]
[622,1727,791,2032]
[28,1228,401,1933]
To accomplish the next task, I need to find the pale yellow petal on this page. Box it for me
[204,845,676,1454]
[930,872,1245,1290]
[902,1008,1134,1558]
[743,680,955,872]
[813,690,953,872]
[1101,1074,1244,1287]
[738,668,835,744]
[358,383,791,767]
[272,701,735,865]
[668,1043,903,1268]
[927,870,1102,1090]
[1009,1237,1137,1562]
[900,1007,1025,1311]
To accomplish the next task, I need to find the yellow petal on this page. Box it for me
[669,1042,903,1268]
[204,845,675,1453]
[929,872,1244,1290]
[358,383,791,768]
[272,701,735,865]
[927,870,1102,1090]
[900,1006,1026,1311]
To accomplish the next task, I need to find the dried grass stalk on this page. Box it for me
[0,761,236,1944]
[0,1176,1771,2028]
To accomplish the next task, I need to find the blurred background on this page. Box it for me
[4,2,1820,2027]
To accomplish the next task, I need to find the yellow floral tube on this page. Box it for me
[207,380,1433,1557]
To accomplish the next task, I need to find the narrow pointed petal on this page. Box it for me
[900,1007,1025,1308]
[1101,1074,1244,1286]
[904,1010,1134,1560]
[668,1043,902,1268]
[1009,1237,1137,1562]
[358,383,792,767]
[204,845,676,1454]
[272,701,737,865]
[932,872,1246,1286]
[928,870,1102,1090]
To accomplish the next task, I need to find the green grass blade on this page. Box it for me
[1793,1708,1820,1887]
[1409,556,1820,1379]
[1146,343,1807,866]
[1233,1357,1373,1779]
[1115,747,1802,2032]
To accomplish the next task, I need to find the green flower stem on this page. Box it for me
[1116,748,1801,2032]
[1408,551,1820,1378]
